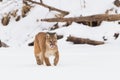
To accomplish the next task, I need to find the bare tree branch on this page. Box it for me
[25,0,69,16]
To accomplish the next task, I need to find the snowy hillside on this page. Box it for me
[0,0,120,80]
[0,0,119,47]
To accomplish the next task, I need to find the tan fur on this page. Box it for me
[34,32,59,66]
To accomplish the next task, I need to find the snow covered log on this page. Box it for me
[66,35,104,45]
[41,14,120,22]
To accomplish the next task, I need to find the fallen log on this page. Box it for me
[41,14,120,22]
[66,35,104,45]
[25,0,69,16]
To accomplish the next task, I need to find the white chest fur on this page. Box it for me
[45,49,57,58]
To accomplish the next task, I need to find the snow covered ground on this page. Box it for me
[0,0,120,80]
[0,43,120,80]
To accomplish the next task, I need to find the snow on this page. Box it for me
[0,45,120,80]
[0,0,120,80]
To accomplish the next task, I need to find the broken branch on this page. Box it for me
[25,0,69,16]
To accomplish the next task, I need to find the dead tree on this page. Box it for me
[25,0,69,17]
[66,35,104,45]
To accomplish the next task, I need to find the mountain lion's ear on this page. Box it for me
[54,33,57,39]
[46,33,50,38]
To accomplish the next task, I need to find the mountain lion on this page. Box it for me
[34,32,59,66]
